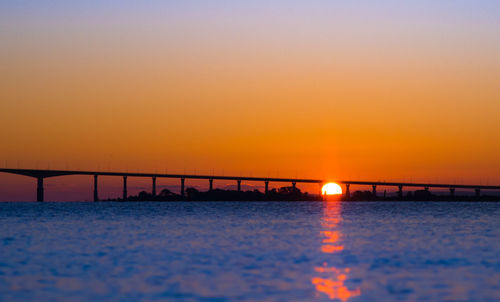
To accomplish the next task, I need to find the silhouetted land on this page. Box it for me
[106,187,500,201]
[108,186,315,201]
[348,189,499,201]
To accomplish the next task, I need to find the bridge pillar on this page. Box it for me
[123,176,127,200]
[475,188,480,198]
[152,177,157,196]
[345,184,350,200]
[398,185,403,199]
[372,185,377,197]
[265,181,269,195]
[37,177,44,202]
[93,175,99,202]
[292,182,296,189]
[450,187,455,198]
[424,187,429,192]
[237,180,241,192]
[181,178,185,198]
[209,179,213,191]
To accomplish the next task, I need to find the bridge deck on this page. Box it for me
[1,168,499,190]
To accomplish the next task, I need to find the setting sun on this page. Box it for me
[322,183,343,195]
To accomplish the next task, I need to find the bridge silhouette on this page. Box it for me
[1,168,499,202]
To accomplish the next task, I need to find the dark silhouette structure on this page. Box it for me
[121,186,315,202]
[1,168,500,202]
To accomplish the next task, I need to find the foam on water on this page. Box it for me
[0,201,499,301]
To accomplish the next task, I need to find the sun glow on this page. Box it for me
[322,183,343,195]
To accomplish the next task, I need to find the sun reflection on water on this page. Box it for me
[312,201,361,301]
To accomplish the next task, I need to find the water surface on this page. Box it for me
[1,201,499,301]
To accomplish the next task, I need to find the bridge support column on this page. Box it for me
[424,187,429,192]
[37,177,44,202]
[398,185,403,199]
[93,175,99,202]
[209,179,213,191]
[265,181,269,195]
[345,184,350,200]
[123,176,127,200]
[181,178,185,198]
[292,182,296,189]
[372,185,377,197]
[450,187,455,198]
[152,177,157,196]
[475,188,480,198]
[237,180,241,192]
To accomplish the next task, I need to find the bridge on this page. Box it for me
[1,168,500,201]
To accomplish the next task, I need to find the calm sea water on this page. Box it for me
[0,201,499,302]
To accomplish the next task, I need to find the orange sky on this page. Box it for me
[1,1,499,200]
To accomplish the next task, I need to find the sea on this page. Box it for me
[0,201,499,302]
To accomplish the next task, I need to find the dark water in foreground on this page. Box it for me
[0,202,499,302]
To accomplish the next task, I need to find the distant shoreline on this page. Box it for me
[103,186,500,202]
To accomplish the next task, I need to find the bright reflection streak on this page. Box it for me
[312,202,361,301]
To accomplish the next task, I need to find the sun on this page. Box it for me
[322,183,343,195]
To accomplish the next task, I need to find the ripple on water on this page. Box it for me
[0,201,499,301]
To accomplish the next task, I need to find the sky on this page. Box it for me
[1,1,500,200]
